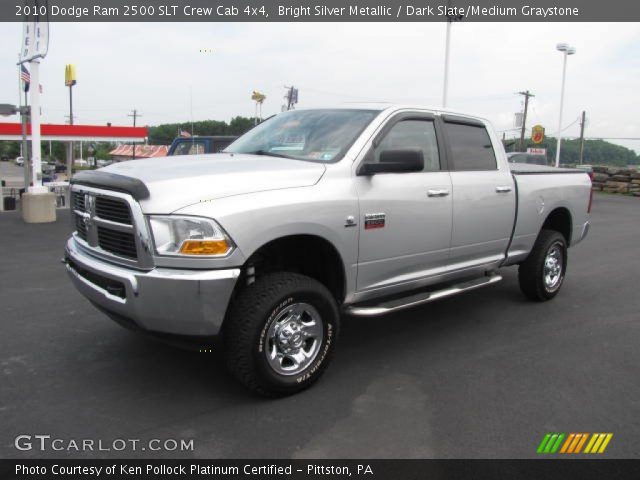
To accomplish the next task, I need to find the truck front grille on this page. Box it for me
[73,191,85,211]
[75,214,88,241]
[95,197,132,225]
[97,227,137,259]
[72,189,140,264]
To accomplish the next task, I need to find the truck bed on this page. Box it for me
[509,163,585,175]
[505,164,592,266]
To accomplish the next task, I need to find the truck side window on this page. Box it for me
[375,120,440,171]
[444,123,497,171]
[173,141,206,156]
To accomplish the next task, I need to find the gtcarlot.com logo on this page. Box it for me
[14,435,194,452]
[537,433,613,455]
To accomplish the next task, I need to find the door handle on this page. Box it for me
[427,189,450,197]
[495,186,512,193]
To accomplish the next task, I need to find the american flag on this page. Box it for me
[20,64,30,93]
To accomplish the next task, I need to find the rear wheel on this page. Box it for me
[518,229,568,301]
[223,272,339,397]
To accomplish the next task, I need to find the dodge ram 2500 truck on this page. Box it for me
[64,105,592,396]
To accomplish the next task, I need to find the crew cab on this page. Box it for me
[167,136,238,156]
[64,105,592,396]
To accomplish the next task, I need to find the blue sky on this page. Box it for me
[1,21,639,152]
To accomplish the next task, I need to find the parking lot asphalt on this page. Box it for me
[1,193,639,459]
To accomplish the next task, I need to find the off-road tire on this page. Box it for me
[518,229,568,301]
[223,272,340,397]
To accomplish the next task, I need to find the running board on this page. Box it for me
[344,275,503,317]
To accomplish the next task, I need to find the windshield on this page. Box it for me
[226,109,379,162]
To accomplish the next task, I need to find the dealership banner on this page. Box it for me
[1,0,639,22]
[2,459,640,480]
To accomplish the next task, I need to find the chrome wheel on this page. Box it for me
[265,302,324,376]
[543,242,564,291]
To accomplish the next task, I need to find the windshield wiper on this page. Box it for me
[244,150,296,159]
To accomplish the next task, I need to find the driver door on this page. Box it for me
[354,113,453,294]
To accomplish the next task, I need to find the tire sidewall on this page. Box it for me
[253,287,338,392]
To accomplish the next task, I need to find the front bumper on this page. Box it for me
[64,238,240,336]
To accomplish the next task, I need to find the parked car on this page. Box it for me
[42,162,56,175]
[167,136,238,156]
[507,152,550,166]
[65,106,592,396]
[74,159,88,167]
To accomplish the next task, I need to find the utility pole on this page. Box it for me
[283,86,298,111]
[517,90,535,152]
[128,109,141,160]
[578,110,586,165]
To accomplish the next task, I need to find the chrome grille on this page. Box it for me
[73,191,85,211]
[75,213,88,241]
[95,197,132,224]
[97,227,137,259]
[72,189,140,263]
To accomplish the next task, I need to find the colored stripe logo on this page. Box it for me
[537,433,613,454]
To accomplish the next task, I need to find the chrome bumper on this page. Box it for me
[64,238,240,336]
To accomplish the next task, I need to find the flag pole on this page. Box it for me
[18,58,30,190]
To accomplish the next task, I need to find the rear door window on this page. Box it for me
[444,122,497,171]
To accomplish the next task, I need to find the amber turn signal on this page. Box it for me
[178,239,230,255]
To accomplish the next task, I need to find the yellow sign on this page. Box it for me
[251,91,266,103]
[532,124,545,144]
[65,64,76,87]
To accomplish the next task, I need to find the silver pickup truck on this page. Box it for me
[65,105,592,396]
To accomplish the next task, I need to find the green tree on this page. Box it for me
[147,116,256,145]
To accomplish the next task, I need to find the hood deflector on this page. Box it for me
[71,170,150,200]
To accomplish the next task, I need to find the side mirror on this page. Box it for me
[359,148,424,175]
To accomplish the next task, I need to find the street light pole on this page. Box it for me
[442,20,451,108]
[554,43,576,167]
[29,58,45,192]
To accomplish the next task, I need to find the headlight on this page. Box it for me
[147,215,234,257]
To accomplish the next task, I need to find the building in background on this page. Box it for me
[109,144,168,162]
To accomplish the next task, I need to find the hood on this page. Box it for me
[100,153,326,213]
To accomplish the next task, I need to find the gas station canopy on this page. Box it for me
[0,123,147,142]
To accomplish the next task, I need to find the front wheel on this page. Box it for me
[223,272,340,397]
[518,229,568,301]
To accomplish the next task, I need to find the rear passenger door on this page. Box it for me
[442,116,516,267]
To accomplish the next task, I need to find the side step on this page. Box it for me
[344,275,503,317]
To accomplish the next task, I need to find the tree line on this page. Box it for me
[504,137,639,166]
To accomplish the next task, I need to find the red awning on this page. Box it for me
[0,123,147,142]
[110,145,168,158]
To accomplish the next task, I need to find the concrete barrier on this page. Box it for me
[22,192,57,223]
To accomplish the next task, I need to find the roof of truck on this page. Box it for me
[298,103,490,123]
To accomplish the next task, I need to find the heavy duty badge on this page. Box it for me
[364,213,385,230]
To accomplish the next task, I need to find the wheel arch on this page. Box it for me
[541,207,573,246]
[230,234,347,305]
